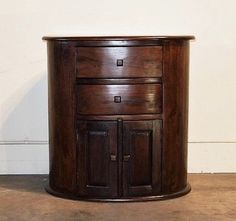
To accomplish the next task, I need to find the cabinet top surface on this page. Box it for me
[42,35,195,41]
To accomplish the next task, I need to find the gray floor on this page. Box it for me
[0,174,235,221]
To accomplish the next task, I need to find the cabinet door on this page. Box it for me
[77,121,118,198]
[123,120,162,197]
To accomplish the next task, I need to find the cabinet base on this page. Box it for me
[44,181,191,202]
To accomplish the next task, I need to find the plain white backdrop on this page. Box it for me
[0,0,235,173]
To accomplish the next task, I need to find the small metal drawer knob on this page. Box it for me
[117,59,123,66]
[114,96,121,103]
[110,154,117,161]
[123,155,130,162]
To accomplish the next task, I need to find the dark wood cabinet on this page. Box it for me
[43,36,195,201]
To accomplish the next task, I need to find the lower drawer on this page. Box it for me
[77,84,162,115]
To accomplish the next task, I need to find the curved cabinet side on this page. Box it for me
[162,40,190,194]
[47,41,76,193]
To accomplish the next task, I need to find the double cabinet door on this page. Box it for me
[76,119,162,198]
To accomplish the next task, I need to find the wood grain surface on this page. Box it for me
[45,36,193,201]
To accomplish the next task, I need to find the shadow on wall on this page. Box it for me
[0,73,49,174]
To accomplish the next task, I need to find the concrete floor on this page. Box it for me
[0,174,235,221]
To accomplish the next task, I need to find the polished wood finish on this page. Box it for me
[123,120,162,197]
[77,84,162,115]
[76,46,162,78]
[47,41,76,193]
[77,114,162,121]
[77,121,118,197]
[162,40,189,194]
[76,119,162,198]
[76,77,162,85]
[43,36,195,41]
[45,182,191,202]
[43,36,194,201]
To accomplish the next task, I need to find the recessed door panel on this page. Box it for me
[123,120,162,196]
[77,121,118,197]
[130,130,152,186]
[87,130,109,187]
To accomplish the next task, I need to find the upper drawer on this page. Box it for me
[77,84,162,115]
[76,46,162,78]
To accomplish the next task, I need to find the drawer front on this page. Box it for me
[76,46,162,78]
[77,84,162,115]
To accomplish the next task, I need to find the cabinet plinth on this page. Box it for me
[43,36,194,201]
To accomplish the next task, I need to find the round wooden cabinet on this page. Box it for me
[43,36,195,201]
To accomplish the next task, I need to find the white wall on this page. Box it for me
[0,0,235,174]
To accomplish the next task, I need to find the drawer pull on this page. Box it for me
[114,96,121,103]
[116,59,123,66]
[123,155,131,162]
[110,154,117,161]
